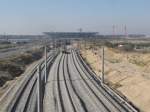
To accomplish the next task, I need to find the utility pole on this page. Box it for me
[101,46,105,84]
[44,46,47,84]
[37,65,42,112]
[113,25,115,36]
[124,25,127,37]
[78,28,82,33]
[53,38,56,51]
[78,40,81,50]
[84,39,86,49]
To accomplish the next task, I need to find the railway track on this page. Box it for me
[1,51,58,112]
[0,49,138,112]
[44,49,138,112]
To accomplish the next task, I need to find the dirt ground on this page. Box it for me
[81,47,150,112]
[0,47,43,87]
[0,46,44,99]
[0,57,43,97]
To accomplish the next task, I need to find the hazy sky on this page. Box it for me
[0,0,150,35]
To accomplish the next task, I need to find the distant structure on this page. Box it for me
[43,32,98,39]
[78,28,83,33]
[112,25,116,36]
[124,25,128,37]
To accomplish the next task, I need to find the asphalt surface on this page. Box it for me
[44,50,136,112]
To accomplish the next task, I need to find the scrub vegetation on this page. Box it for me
[0,48,44,86]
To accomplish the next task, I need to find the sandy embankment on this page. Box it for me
[81,47,150,112]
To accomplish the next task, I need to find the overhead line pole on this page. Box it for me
[37,65,42,112]
[44,46,47,84]
[113,25,115,36]
[101,46,105,84]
